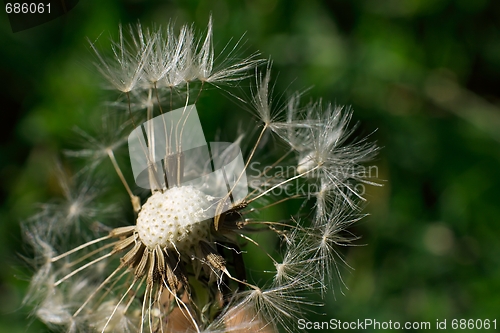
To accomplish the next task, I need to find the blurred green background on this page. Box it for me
[1,0,500,332]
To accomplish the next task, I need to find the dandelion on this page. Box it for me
[23,17,379,333]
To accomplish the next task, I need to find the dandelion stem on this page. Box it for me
[50,234,112,262]
[223,269,260,291]
[194,81,204,104]
[55,251,114,286]
[214,125,268,229]
[140,283,151,333]
[237,233,277,265]
[126,92,138,129]
[242,194,302,214]
[145,88,163,192]
[154,82,164,115]
[66,241,118,268]
[106,148,141,212]
[148,283,154,333]
[230,125,268,197]
[175,81,190,153]
[245,152,297,199]
[101,278,138,333]
[247,164,321,203]
[245,220,300,229]
[123,276,145,314]
[169,86,173,112]
[156,285,165,333]
[73,265,125,317]
[94,269,132,307]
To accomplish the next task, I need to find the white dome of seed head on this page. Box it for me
[136,186,212,251]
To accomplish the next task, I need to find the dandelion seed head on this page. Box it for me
[23,16,380,333]
[136,185,211,250]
